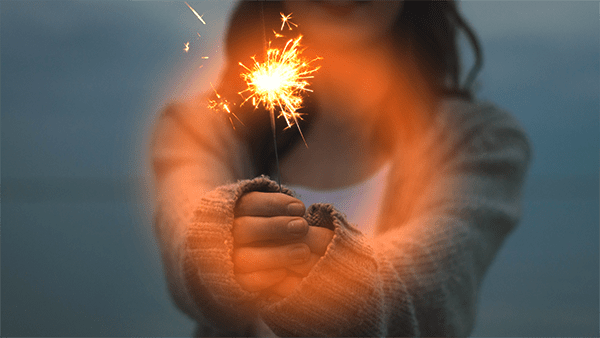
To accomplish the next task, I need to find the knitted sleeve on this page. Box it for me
[253,100,531,337]
[151,98,257,333]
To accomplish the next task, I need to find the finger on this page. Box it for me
[271,275,303,298]
[287,253,320,276]
[235,192,305,217]
[235,268,287,292]
[303,226,334,256]
[233,216,308,244]
[233,243,311,273]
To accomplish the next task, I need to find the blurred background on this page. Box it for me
[2,1,598,336]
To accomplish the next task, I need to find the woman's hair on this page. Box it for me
[212,1,483,176]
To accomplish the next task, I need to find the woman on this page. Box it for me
[151,1,531,336]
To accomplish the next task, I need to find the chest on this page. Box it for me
[278,125,393,190]
[286,162,392,237]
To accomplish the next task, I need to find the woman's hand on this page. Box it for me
[233,192,310,292]
[269,225,333,298]
[232,192,334,297]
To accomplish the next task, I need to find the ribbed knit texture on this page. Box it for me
[151,96,531,337]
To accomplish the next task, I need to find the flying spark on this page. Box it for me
[185,1,206,24]
[208,83,243,128]
[280,12,298,31]
[239,35,320,145]
[183,42,190,52]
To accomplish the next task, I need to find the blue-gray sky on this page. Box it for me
[2,1,598,336]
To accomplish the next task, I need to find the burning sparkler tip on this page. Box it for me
[238,34,320,142]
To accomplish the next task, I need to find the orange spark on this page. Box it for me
[239,35,320,145]
[280,12,298,31]
[183,42,190,52]
[273,30,284,38]
[202,56,209,59]
[197,33,201,38]
[208,83,243,128]
[185,1,206,25]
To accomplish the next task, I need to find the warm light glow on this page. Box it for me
[239,35,320,145]
[183,42,190,53]
[185,1,206,25]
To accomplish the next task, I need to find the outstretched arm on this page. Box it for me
[253,99,531,336]
[151,97,255,331]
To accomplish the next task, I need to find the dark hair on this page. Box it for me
[212,1,483,176]
[393,1,482,98]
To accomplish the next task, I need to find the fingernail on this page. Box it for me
[289,245,310,262]
[287,203,305,216]
[287,219,307,234]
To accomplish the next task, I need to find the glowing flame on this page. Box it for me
[183,42,190,53]
[185,1,206,25]
[280,12,298,31]
[239,35,320,145]
[208,83,243,128]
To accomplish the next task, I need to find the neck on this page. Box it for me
[279,41,399,189]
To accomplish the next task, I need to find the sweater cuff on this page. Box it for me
[182,176,295,330]
[259,203,385,337]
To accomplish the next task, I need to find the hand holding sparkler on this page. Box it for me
[232,192,333,297]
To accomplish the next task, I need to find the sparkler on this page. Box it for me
[238,35,320,146]
[238,32,320,187]
[183,4,320,187]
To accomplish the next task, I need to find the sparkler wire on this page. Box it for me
[260,2,282,191]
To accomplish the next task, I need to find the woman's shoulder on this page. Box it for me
[436,97,525,132]
[432,97,532,161]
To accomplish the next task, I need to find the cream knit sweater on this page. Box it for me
[151,96,531,337]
